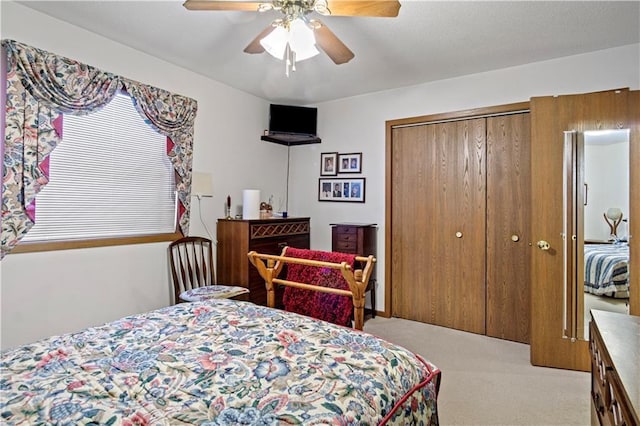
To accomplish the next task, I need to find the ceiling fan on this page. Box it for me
[183,0,401,74]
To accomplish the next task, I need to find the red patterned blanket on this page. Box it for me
[283,248,356,327]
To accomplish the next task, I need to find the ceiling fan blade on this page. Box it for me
[325,0,401,17]
[243,25,276,54]
[313,23,354,65]
[183,0,263,11]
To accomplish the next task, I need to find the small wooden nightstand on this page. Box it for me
[330,223,377,317]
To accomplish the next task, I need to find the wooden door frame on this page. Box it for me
[384,101,530,318]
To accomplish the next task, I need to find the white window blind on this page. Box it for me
[23,94,177,242]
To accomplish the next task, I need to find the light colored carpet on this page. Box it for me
[363,317,590,426]
[583,293,628,339]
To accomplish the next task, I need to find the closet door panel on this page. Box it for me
[390,125,434,321]
[445,119,487,333]
[486,113,531,343]
[391,119,486,334]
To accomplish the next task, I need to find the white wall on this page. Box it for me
[0,2,288,349]
[584,140,630,241]
[288,43,640,313]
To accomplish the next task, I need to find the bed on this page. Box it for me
[584,243,629,298]
[0,299,440,425]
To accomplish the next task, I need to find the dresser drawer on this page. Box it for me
[590,321,612,424]
[589,312,639,426]
[335,241,357,252]
[337,233,358,243]
[607,370,636,426]
[334,226,357,235]
[251,234,309,254]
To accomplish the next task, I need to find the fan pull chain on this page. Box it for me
[284,43,298,77]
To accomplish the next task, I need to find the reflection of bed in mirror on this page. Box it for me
[584,243,629,298]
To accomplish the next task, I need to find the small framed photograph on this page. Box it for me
[318,178,365,203]
[320,152,338,176]
[338,152,362,174]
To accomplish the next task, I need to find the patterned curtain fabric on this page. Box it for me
[124,81,196,235]
[1,39,197,258]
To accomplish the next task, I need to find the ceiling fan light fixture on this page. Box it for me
[288,19,319,61]
[260,25,289,59]
[260,18,319,63]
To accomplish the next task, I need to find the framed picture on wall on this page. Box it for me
[338,152,362,173]
[318,178,365,202]
[320,152,338,176]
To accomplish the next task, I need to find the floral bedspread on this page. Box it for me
[1,300,440,425]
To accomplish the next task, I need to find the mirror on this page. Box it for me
[563,129,630,341]
[580,129,630,340]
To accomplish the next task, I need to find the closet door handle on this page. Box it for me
[455,231,463,238]
[511,234,520,242]
[537,240,550,250]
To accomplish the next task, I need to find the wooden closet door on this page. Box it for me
[486,113,531,343]
[391,118,486,334]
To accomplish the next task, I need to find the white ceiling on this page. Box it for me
[16,1,640,105]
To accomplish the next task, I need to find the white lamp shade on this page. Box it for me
[260,26,288,59]
[288,19,319,61]
[260,20,319,62]
[191,172,213,197]
[606,207,623,221]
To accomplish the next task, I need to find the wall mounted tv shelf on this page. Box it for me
[261,133,321,146]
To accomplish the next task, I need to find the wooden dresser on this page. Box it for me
[216,217,310,306]
[331,223,377,317]
[589,310,639,426]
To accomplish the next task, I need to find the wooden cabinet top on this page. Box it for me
[218,217,310,223]
[591,309,640,417]
[330,223,377,228]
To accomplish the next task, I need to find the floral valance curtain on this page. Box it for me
[1,39,197,258]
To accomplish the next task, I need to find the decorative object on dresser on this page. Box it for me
[216,217,310,306]
[168,236,249,303]
[589,310,639,426]
[318,177,365,202]
[331,223,377,318]
[225,195,232,219]
[242,189,261,220]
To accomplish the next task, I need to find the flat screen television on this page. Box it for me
[262,104,320,145]
[269,104,317,136]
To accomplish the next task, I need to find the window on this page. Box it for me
[22,93,177,243]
